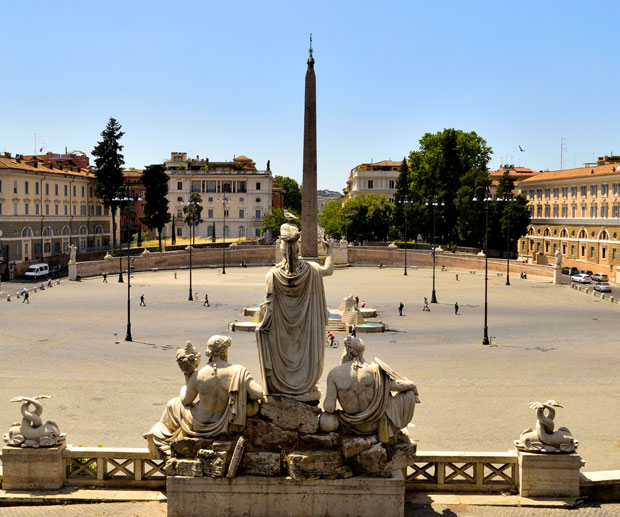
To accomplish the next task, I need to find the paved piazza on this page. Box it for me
[1,265,618,472]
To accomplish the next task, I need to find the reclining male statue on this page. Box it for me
[319,336,420,443]
[144,336,264,456]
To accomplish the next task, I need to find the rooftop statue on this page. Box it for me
[3,395,66,448]
[145,337,264,457]
[256,223,333,400]
[515,400,578,453]
[320,336,420,443]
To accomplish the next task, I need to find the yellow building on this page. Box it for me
[342,160,401,202]
[0,153,111,278]
[517,161,620,274]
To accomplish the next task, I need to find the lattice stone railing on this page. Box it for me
[406,451,518,493]
[63,448,517,492]
[63,447,166,488]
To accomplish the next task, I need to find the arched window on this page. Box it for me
[62,226,71,236]
[559,228,568,239]
[79,225,88,235]
[21,227,33,237]
[598,230,610,241]
[95,225,103,234]
[42,226,53,237]
[578,229,587,240]
[543,228,551,237]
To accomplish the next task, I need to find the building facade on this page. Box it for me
[517,161,620,272]
[342,160,401,202]
[164,153,274,240]
[0,153,111,278]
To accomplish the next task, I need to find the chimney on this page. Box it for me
[3,152,10,158]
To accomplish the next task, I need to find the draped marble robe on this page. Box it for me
[256,260,328,396]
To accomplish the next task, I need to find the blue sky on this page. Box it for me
[2,1,619,192]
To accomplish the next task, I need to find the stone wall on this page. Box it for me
[75,245,276,278]
[347,247,553,280]
[74,245,553,280]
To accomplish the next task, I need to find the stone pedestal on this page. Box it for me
[167,473,405,517]
[552,265,568,285]
[517,449,584,498]
[68,263,77,281]
[0,444,66,490]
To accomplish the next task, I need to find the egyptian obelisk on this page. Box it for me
[301,35,318,259]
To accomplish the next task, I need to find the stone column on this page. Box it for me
[301,43,318,259]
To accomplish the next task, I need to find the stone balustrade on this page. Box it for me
[405,451,518,493]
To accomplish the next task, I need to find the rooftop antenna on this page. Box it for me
[560,137,567,170]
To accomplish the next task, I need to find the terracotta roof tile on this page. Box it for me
[519,163,620,184]
[0,156,93,178]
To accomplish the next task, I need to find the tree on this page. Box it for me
[275,176,302,213]
[342,194,393,242]
[261,209,299,240]
[140,164,171,252]
[183,193,203,245]
[92,117,125,248]
[319,199,343,239]
[409,129,492,245]
[392,157,417,240]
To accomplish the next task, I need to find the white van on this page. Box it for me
[24,263,50,279]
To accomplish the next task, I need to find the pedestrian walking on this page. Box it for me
[103,272,108,283]
[140,294,146,306]
[355,296,359,306]
[23,291,30,304]
[454,302,459,315]
[398,301,404,316]
[350,325,357,337]
[423,297,430,311]
[203,294,210,307]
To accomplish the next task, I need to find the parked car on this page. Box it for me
[24,263,49,279]
[571,273,591,284]
[562,267,579,276]
[579,270,594,277]
[594,282,612,293]
[591,273,609,282]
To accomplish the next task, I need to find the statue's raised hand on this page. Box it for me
[176,341,201,375]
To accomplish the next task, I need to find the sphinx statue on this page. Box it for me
[3,395,66,448]
[319,336,420,443]
[515,400,578,453]
[256,223,333,400]
[144,337,264,457]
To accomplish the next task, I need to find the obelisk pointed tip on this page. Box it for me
[307,33,315,65]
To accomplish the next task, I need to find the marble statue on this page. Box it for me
[68,244,77,265]
[339,294,358,312]
[144,337,264,456]
[256,223,333,399]
[3,395,66,448]
[555,249,562,267]
[320,336,420,443]
[515,400,578,453]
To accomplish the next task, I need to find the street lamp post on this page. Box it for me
[218,197,229,274]
[425,196,444,303]
[113,188,141,342]
[505,218,511,286]
[397,199,411,275]
[113,192,132,282]
[473,186,491,345]
[188,223,194,301]
[125,218,132,341]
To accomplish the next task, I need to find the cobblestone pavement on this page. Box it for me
[408,503,620,516]
[0,501,619,516]
[0,501,166,516]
